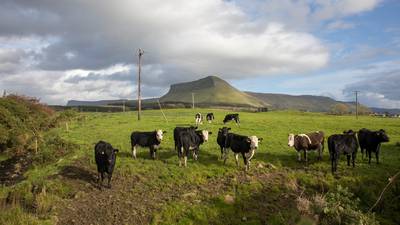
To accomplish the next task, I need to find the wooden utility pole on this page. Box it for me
[354,91,359,119]
[137,48,144,120]
[192,93,195,109]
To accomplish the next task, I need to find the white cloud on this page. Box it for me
[326,20,355,30]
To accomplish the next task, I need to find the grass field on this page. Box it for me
[1,109,399,225]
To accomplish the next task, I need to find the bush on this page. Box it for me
[0,95,55,155]
[33,131,78,165]
[311,185,378,225]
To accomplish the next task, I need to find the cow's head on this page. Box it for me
[343,130,355,135]
[105,147,119,166]
[377,129,389,142]
[201,130,211,141]
[288,134,295,147]
[247,136,260,150]
[218,127,231,136]
[155,129,164,141]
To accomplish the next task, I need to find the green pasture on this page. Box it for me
[1,109,399,225]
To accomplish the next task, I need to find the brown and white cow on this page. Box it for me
[288,131,325,162]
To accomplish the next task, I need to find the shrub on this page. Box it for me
[311,185,378,225]
[33,131,78,165]
[0,95,55,155]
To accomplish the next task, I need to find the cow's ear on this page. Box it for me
[219,128,222,131]
[114,149,119,153]
[246,138,251,143]
[209,131,212,135]
[259,138,263,142]
[163,131,167,134]
[228,128,231,130]
[194,126,198,129]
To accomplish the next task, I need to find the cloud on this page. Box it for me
[342,60,400,108]
[0,0,386,105]
[326,20,355,30]
[233,0,381,30]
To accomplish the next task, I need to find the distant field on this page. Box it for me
[1,109,399,225]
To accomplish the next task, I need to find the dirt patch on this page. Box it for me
[54,160,302,225]
[0,154,32,186]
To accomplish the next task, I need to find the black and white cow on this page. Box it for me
[328,130,359,173]
[358,128,389,164]
[130,129,165,159]
[173,126,197,151]
[178,129,211,167]
[195,113,203,126]
[223,133,262,171]
[223,113,240,125]
[287,131,325,162]
[206,113,215,123]
[217,127,231,159]
[94,141,119,189]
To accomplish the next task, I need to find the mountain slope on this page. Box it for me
[246,92,340,112]
[160,76,267,107]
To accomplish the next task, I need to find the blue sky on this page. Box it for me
[0,0,399,108]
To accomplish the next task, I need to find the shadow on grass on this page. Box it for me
[58,165,98,188]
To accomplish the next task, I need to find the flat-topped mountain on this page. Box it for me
[159,76,267,108]
[65,75,382,113]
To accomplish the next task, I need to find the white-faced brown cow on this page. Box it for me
[288,131,325,162]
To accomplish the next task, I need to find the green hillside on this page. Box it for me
[247,92,340,112]
[160,76,267,108]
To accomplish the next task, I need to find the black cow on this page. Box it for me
[173,126,197,151]
[287,131,325,162]
[223,113,240,125]
[195,113,203,125]
[223,133,262,171]
[217,127,231,159]
[130,129,165,159]
[328,130,358,173]
[358,128,389,164]
[94,141,119,189]
[178,129,211,167]
[206,113,215,123]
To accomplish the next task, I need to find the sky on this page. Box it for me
[0,0,399,108]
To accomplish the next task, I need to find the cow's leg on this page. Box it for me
[375,151,379,164]
[361,148,364,160]
[318,144,322,160]
[234,153,239,167]
[303,150,307,163]
[149,146,156,160]
[178,146,182,167]
[184,147,189,167]
[107,173,112,188]
[347,154,350,166]
[297,151,301,161]
[331,158,335,173]
[242,153,249,171]
[352,152,356,168]
[223,150,229,165]
[99,172,104,188]
[220,147,224,160]
[193,148,198,161]
[368,150,372,164]
[132,144,137,159]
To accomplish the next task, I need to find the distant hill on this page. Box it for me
[65,76,399,113]
[246,92,339,112]
[160,76,267,108]
[67,99,128,107]
[370,107,400,114]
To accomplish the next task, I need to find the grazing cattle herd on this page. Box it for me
[95,112,391,188]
